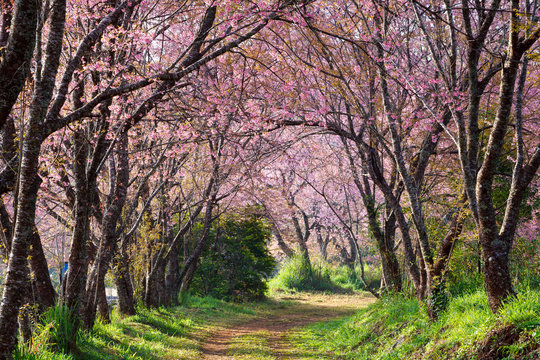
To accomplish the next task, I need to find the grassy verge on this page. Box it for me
[16,296,281,360]
[289,288,539,360]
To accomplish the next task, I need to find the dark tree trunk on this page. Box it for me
[173,195,216,296]
[315,230,329,261]
[292,212,312,267]
[164,247,181,305]
[179,260,198,294]
[64,131,93,330]
[0,0,68,354]
[145,261,166,308]
[84,131,129,328]
[17,272,33,345]
[0,127,43,359]
[0,0,38,130]
[481,236,513,311]
[0,199,55,310]
[342,137,403,293]
[96,278,110,323]
[29,229,56,308]
[273,227,294,258]
[113,238,135,315]
[474,3,540,311]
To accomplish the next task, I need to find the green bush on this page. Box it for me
[190,212,276,301]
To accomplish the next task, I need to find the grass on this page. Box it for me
[17,278,536,360]
[289,288,540,360]
[269,254,378,293]
[17,295,280,360]
[228,331,274,360]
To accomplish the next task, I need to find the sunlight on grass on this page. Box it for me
[26,296,281,360]
[228,330,275,360]
[288,289,540,360]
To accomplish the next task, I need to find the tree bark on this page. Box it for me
[64,131,93,330]
[0,0,38,130]
[0,126,43,359]
[96,278,110,323]
[29,228,56,308]
[113,237,136,315]
[84,130,129,328]
[164,245,181,306]
[475,0,540,311]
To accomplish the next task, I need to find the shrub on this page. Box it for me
[190,212,276,301]
[40,304,78,353]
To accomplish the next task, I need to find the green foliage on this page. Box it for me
[190,212,276,301]
[290,288,540,359]
[269,254,348,292]
[512,234,540,291]
[13,344,73,360]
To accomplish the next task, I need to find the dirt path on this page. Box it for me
[201,292,375,359]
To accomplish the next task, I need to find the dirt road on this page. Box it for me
[200,292,375,360]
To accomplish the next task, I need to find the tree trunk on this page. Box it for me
[113,238,136,315]
[29,229,56,308]
[0,0,38,130]
[481,235,513,311]
[84,131,129,328]
[315,230,328,261]
[179,260,198,294]
[0,126,43,360]
[273,227,294,258]
[0,199,56,310]
[164,248,181,305]
[342,137,403,293]
[64,131,93,336]
[145,261,166,308]
[96,278,110,323]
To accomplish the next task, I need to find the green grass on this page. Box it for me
[329,263,381,291]
[269,254,377,293]
[228,331,274,360]
[17,296,279,360]
[289,288,540,360]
